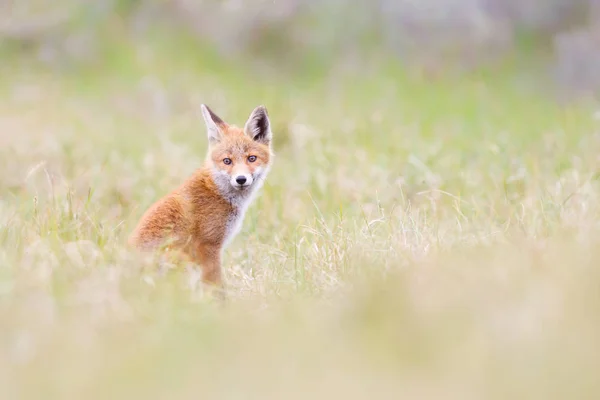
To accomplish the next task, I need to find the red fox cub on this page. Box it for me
[129,104,273,292]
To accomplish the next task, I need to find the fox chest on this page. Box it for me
[190,208,246,247]
[223,211,243,247]
[222,205,249,247]
[188,192,253,248]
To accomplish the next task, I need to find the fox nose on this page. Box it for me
[235,176,247,185]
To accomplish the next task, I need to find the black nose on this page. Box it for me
[236,176,247,185]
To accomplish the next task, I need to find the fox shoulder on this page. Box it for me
[128,192,188,249]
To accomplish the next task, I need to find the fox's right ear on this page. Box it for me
[201,104,227,145]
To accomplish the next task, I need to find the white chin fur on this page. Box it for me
[211,168,260,202]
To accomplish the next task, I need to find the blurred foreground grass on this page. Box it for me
[1,29,600,399]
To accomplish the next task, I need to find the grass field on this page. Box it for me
[2,29,600,399]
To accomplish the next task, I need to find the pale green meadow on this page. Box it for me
[2,26,600,399]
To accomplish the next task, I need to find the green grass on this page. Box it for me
[1,29,600,399]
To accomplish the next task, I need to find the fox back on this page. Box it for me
[129,104,274,289]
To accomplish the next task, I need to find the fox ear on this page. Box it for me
[201,104,227,145]
[244,105,272,145]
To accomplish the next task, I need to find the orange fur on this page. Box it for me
[129,105,273,293]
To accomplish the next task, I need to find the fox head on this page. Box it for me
[200,104,273,197]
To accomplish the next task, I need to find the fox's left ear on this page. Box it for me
[244,105,272,146]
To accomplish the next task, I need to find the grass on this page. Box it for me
[1,28,600,399]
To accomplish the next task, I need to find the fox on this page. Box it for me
[128,104,274,295]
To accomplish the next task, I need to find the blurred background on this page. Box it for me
[2,0,600,97]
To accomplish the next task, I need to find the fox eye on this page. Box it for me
[247,155,257,163]
[223,158,232,165]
